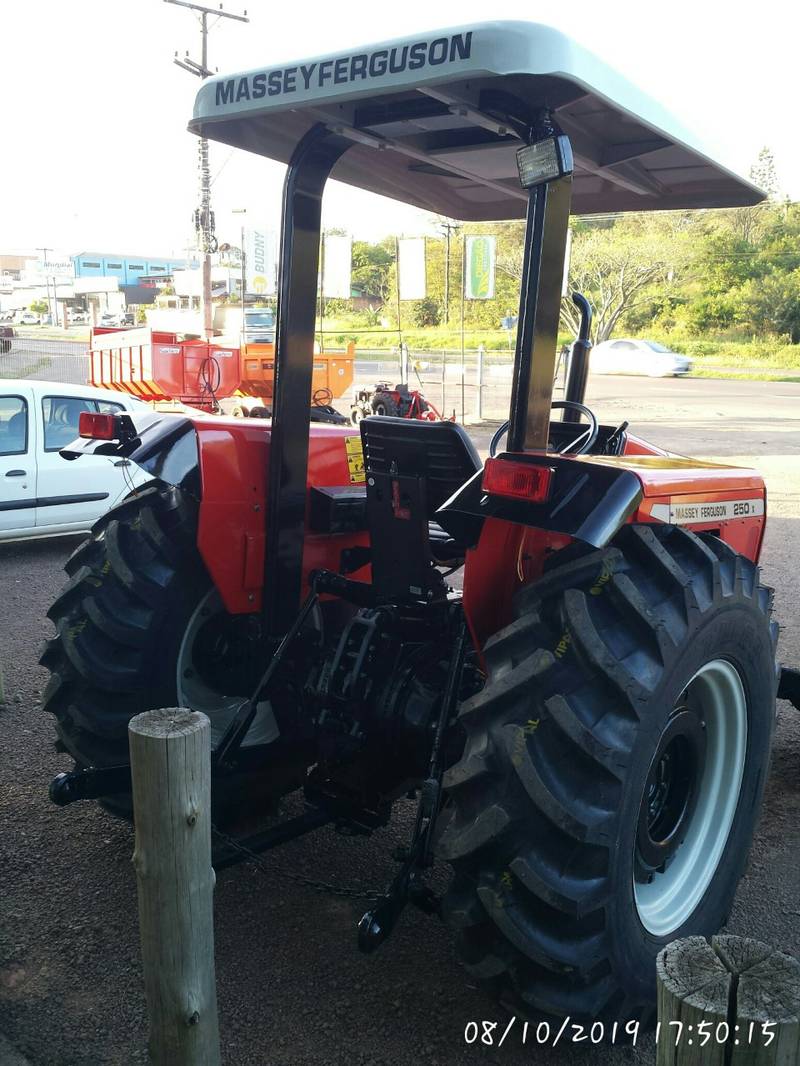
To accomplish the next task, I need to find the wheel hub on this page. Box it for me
[177,588,277,748]
[635,709,706,880]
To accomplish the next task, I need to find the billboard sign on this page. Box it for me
[398,238,426,300]
[322,234,352,299]
[244,229,276,295]
[465,235,495,300]
[23,256,74,283]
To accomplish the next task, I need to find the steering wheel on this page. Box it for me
[489,400,599,458]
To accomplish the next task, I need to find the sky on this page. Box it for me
[1,0,798,260]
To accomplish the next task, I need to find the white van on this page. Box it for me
[0,380,151,542]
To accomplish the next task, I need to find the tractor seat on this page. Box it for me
[359,416,482,516]
[360,416,482,565]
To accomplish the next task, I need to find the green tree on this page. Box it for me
[30,299,48,315]
[351,239,393,303]
[750,147,780,200]
[560,217,688,342]
[411,296,442,327]
[736,269,800,342]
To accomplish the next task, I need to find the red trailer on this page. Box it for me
[89,326,240,412]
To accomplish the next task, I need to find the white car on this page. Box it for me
[0,380,151,542]
[18,312,40,326]
[590,338,692,377]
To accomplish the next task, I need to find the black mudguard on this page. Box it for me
[436,451,643,550]
[60,413,201,497]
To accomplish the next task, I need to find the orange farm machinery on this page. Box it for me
[89,325,354,417]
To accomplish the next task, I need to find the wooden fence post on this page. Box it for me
[656,935,800,1065]
[129,708,221,1066]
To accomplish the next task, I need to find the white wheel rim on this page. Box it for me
[176,588,277,749]
[634,659,748,937]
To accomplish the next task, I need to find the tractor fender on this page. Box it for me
[436,452,644,549]
[59,411,201,495]
[63,412,370,616]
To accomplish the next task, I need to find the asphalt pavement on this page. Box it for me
[0,374,798,1065]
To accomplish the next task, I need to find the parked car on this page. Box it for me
[99,312,120,327]
[68,309,90,324]
[590,338,692,377]
[18,311,40,326]
[0,310,15,323]
[0,380,152,542]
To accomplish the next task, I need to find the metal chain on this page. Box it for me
[211,823,384,901]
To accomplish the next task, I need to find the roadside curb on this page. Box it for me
[0,1035,34,1066]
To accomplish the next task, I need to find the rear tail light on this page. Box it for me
[482,458,553,502]
[79,411,136,442]
[79,412,118,439]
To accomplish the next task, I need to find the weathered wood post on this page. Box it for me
[656,935,800,1065]
[129,708,221,1066]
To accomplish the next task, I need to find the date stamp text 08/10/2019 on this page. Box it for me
[463,1017,777,1049]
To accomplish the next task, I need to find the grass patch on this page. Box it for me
[689,366,800,382]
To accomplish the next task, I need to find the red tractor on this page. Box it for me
[43,22,799,1027]
[351,381,451,423]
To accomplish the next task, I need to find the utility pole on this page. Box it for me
[35,247,56,324]
[438,222,459,326]
[232,208,246,305]
[232,207,247,344]
[165,0,248,340]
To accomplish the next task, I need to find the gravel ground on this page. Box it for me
[1,376,798,1065]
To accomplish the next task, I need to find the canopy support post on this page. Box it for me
[264,123,352,637]
[506,171,572,453]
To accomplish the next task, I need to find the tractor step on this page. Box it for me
[778,667,800,710]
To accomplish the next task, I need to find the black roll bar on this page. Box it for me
[264,123,353,636]
[506,174,572,452]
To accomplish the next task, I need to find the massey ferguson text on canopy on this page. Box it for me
[214,32,474,106]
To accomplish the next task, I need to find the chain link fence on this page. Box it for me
[0,331,558,425]
[0,332,90,385]
[350,345,568,422]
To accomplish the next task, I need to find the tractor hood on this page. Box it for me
[189,20,763,220]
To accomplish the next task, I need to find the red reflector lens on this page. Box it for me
[79,412,117,440]
[482,458,553,501]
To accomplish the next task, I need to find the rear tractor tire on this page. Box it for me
[40,482,306,820]
[372,393,401,417]
[438,524,777,1024]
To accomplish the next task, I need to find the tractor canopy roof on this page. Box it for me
[190,20,762,220]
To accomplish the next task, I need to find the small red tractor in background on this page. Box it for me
[43,21,799,1028]
[351,380,452,423]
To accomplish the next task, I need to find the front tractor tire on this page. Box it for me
[439,524,777,1024]
[40,483,299,818]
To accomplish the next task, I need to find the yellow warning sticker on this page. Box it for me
[344,435,365,483]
